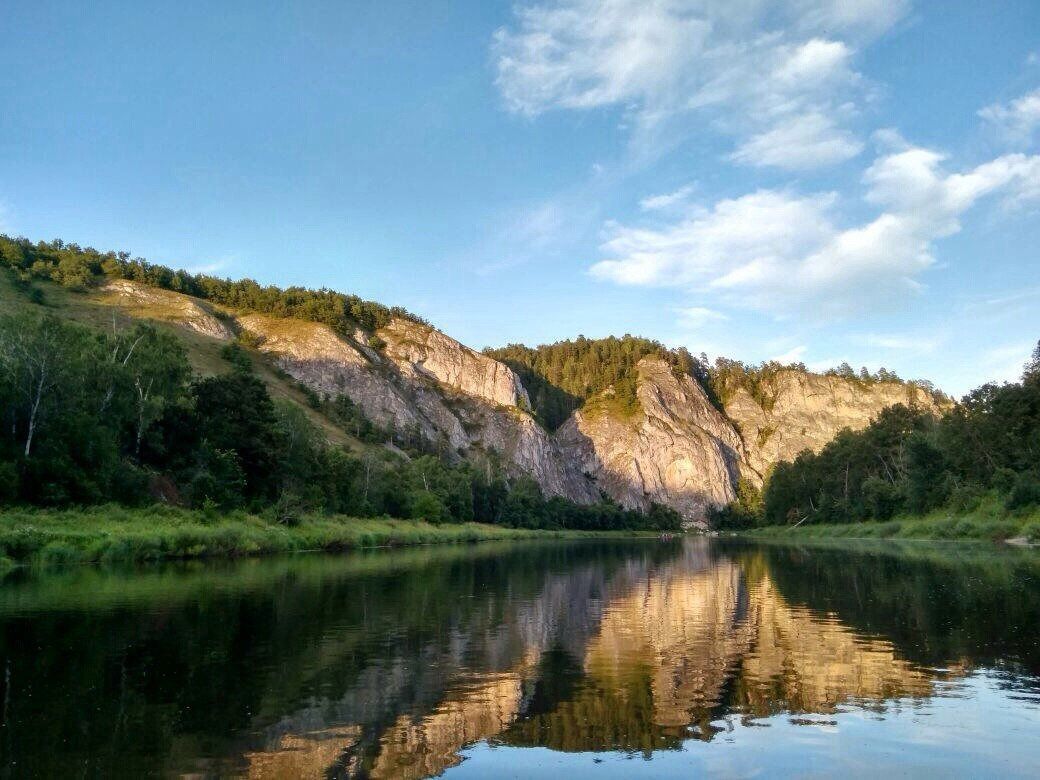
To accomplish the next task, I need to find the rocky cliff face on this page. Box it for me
[100,280,943,524]
[555,359,745,520]
[723,370,944,479]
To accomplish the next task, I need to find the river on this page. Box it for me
[1,538,1038,777]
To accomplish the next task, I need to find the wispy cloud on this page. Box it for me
[771,345,808,363]
[185,253,238,276]
[590,142,1040,318]
[862,332,940,352]
[675,306,728,329]
[640,185,695,212]
[979,87,1040,145]
[493,0,907,169]
[981,341,1034,384]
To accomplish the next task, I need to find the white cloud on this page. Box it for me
[640,184,695,211]
[590,143,1040,318]
[771,345,808,363]
[730,112,863,169]
[493,1,907,169]
[676,306,728,329]
[979,87,1040,145]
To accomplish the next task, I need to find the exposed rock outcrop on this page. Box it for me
[724,370,945,479]
[95,281,947,524]
[555,359,745,522]
[379,318,530,409]
[100,279,234,340]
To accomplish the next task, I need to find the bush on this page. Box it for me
[1006,472,1040,511]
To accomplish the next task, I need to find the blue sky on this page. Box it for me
[2,1,1038,396]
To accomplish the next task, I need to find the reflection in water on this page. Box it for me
[0,539,1038,777]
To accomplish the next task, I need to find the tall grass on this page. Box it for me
[744,497,1040,543]
[0,505,651,567]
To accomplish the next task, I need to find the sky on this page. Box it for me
[2,0,1039,396]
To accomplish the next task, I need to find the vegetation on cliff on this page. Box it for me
[486,336,708,429]
[715,344,1040,537]
[0,300,681,535]
[0,234,425,336]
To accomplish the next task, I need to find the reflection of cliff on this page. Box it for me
[738,575,933,716]
[234,543,956,777]
[502,546,942,753]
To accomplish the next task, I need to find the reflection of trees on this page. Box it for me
[2,539,1036,778]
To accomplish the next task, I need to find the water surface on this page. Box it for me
[1,538,1038,778]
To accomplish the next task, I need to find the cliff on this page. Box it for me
[94,279,945,525]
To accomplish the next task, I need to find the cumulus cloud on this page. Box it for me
[730,112,863,169]
[590,144,1040,318]
[493,1,906,169]
[979,87,1040,145]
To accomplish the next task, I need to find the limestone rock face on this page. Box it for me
[379,318,530,409]
[94,281,948,525]
[100,279,234,340]
[724,370,945,478]
[238,314,470,452]
[554,359,745,522]
[237,313,593,500]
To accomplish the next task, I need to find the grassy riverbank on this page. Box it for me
[0,505,655,568]
[743,498,1040,544]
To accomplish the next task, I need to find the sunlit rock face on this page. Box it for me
[100,279,235,340]
[237,312,595,499]
[555,358,746,523]
[379,318,530,409]
[95,282,945,522]
[725,370,946,479]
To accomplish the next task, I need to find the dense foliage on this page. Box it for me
[0,308,680,532]
[487,336,708,429]
[0,234,424,335]
[714,344,1040,529]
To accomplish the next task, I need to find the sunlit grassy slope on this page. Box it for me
[0,271,361,448]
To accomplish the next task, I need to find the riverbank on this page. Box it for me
[742,500,1040,544]
[0,505,657,568]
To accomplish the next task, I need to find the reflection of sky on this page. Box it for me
[447,673,1040,779]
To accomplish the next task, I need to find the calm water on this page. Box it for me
[1,539,1039,778]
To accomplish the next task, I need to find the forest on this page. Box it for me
[487,336,708,429]
[715,344,1040,530]
[0,234,423,336]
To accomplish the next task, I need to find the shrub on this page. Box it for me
[1006,472,1040,511]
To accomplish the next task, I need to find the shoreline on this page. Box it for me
[0,505,662,569]
[735,506,1040,545]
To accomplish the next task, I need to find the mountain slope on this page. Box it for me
[0,237,948,524]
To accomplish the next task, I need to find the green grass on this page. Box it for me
[0,505,656,568]
[742,497,1040,544]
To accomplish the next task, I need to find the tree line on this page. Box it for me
[486,336,707,429]
[714,344,1040,528]
[0,308,680,531]
[0,234,425,336]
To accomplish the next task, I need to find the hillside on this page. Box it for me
[0,236,948,524]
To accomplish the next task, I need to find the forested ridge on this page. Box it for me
[0,234,682,532]
[715,344,1040,531]
[487,337,943,430]
[0,234,425,336]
